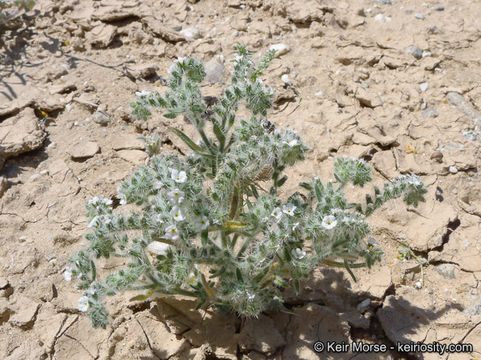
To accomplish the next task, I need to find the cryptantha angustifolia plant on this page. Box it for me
[68,47,428,328]
[0,0,34,27]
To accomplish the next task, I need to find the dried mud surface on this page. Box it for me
[1,0,481,359]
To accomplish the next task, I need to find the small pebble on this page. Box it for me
[40,170,49,175]
[422,107,439,118]
[315,90,324,96]
[93,111,109,126]
[415,13,425,20]
[419,82,429,92]
[378,0,392,4]
[432,5,445,11]
[269,43,290,56]
[65,104,72,111]
[422,51,432,57]
[430,150,443,162]
[374,14,392,23]
[180,26,200,41]
[30,174,40,181]
[449,166,458,174]
[281,74,290,84]
[406,45,423,59]
[414,281,422,289]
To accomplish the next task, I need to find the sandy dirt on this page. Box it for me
[1,0,481,359]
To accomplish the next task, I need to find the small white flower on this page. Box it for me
[171,169,187,183]
[282,203,296,216]
[88,197,99,205]
[282,130,299,147]
[64,267,72,282]
[135,90,151,97]
[88,216,99,228]
[168,189,185,203]
[87,287,96,296]
[170,206,185,222]
[153,180,163,190]
[196,216,210,230]
[165,225,180,241]
[146,241,170,256]
[271,207,283,222]
[78,296,89,312]
[291,248,306,260]
[322,215,337,230]
[117,193,127,205]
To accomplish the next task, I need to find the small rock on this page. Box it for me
[374,14,392,23]
[112,134,145,151]
[179,26,200,41]
[88,24,117,48]
[117,150,148,164]
[69,141,100,160]
[430,150,443,162]
[281,74,290,84]
[204,55,225,84]
[422,51,432,58]
[142,17,186,43]
[462,130,477,141]
[415,13,425,20]
[269,43,290,57]
[357,299,371,313]
[422,107,438,118]
[0,108,47,161]
[9,297,40,328]
[432,5,445,11]
[355,88,382,108]
[434,264,456,279]
[419,82,429,92]
[0,277,8,289]
[449,166,458,174]
[406,45,423,59]
[93,111,110,126]
[378,0,392,4]
[128,63,158,79]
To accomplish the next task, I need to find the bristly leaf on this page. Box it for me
[168,127,203,152]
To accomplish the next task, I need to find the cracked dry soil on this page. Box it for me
[1,0,481,359]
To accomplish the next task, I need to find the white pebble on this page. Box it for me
[419,82,429,92]
[281,74,290,83]
[374,14,392,23]
[269,43,290,56]
[414,281,422,289]
[65,103,72,111]
[415,13,425,19]
[180,26,200,41]
[449,166,458,174]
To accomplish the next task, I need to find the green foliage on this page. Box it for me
[0,0,34,26]
[69,47,428,328]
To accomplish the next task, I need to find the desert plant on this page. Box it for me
[0,0,34,26]
[68,46,428,328]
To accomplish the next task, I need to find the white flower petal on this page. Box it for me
[321,215,337,230]
[146,241,170,256]
[78,296,89,312]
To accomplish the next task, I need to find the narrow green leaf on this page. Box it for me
[236,268,244,283]
[168,127,203,152]
[276,175,288,187]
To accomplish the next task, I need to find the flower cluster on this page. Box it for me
[69,46,428,328]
